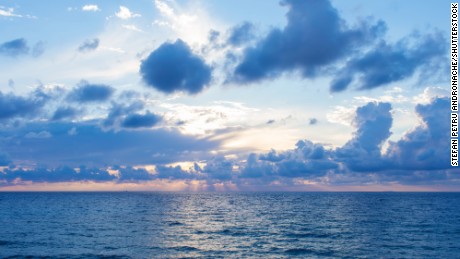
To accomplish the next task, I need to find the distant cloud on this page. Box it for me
[121,112,162,128]
[25,131,52,139]
[122,24,143,32]
[0,97,455,187]
[266,119,275,125]
[115,6,141,20]
[140,39,212,94]
[0,122,219,167]
[67,81,114,103]
[0,38,29,57]
[78,38,99,52]
[82,5,100,12]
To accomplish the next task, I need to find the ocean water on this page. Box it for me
[0,192,459,258]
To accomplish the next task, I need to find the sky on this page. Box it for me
[0,0,457,191]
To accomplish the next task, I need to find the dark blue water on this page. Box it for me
[0,192,459,258]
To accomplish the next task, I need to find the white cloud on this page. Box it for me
[0,6,22,17]
[153,0,223,45]
[82,5,100,12]
[25,131,52,139]
[413,87,449,104]
[326,106,356,126]
[122,24,143,32]
[115,6,141,20]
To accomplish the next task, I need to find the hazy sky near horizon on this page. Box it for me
[0,0,457,191]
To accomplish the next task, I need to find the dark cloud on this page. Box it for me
[228,22,255,46]
[201,156,235,180]
[139,39,212,94]
[331,33,447,92]
[266,119,275,125]
[0,166,116,183]
[103,101,144,127]
[51,107,79,121]
[0,97,455,187]
[386,97,450,170]
[0,38,29,57]
[231,0,385,83]
[121,112,162,128]
[0,90,48,120]
[78,38,99,52]
[67,81,114,102]
[1,122,219,167]
[335,102,392,172]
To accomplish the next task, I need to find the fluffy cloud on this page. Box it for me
[67,81,114,102]
[78,38,99,52]
[140,39,212,94]
[0,6,21,17]
[115,6,141,20]
[0,97,456,187]
[386,97,450,170]
[231,0,385,83]
[0,90,48,120]
[335,102,392,172]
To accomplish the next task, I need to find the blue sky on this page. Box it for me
[0,0,457,191]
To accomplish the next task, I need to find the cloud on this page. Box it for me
[231,0,385,83]
[1,121,219,167]
[82,5,100,12]
[0,6,21,17]
[51,107,79,121]
[25,131,52,139]
[227,22,255,46]
[386,97,450,170]
[335,102,393,172]
[121,112,162,128]
[103,101,144,127]
[122,24,143,32]
[78,38,99,52]
[115,6,141,20]
[0,38,29,57]
[0,90,48,120]
[140,39,212,94]
[1,166,116,183]
[309,118,318,125]
[331,33,447,92]
[67,81,114,103]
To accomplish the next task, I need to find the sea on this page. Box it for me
[0,192,459,258]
